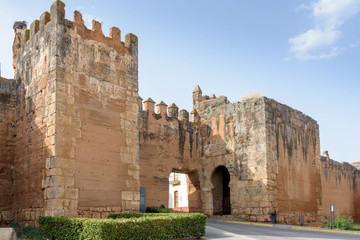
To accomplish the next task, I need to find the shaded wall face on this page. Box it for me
[211,168,224,215]
[265,98,360,225]
[320,158,359,220]
[139,111,201,210]
[10,17,58,224]
[265,99,321,225]
[187,171,202,212]
[0,79,17,225]
[356,177,360,221]
[275,124,318,213]
[211,167,230,215]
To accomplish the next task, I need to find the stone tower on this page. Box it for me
[2,0,140,225]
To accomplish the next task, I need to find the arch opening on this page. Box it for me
[168,171,189,212]
[211,165,231,215]
[168,169,202,212]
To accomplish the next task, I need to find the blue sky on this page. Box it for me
[0,0,359,163]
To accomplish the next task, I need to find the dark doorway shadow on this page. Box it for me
[211,165,231,215]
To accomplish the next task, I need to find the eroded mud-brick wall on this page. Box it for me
[265,98,360,225]
[0,78,17,225]
[356,175,360,220]
[139,99,202,211]
[320,154,360,221]
[265,98,322,225]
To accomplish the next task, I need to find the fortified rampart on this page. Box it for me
[0,0,359,227]
[138,98,202,212]
[0,77,17,224]
[1,0,139,225]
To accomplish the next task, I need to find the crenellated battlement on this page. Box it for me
[140,98,191,123]
[13,1,60,52]
[321,151,360,174]
[73,10,138,55]
[13,0,137,57]
[192,85,229,110]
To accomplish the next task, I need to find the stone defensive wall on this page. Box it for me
[1,0,359,227]
[138,97,202,212]
[265,98,323,225]
[191,87,360,225]
[320,154,360,221]
[265,99,360,225]
[193,88,275,221]
[1,0,139,225]
[0,77,17,225]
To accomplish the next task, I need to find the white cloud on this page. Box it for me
[287,0,360,60]
[312,0,360,28]
[289,28,341,53]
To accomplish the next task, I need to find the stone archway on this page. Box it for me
[167,169,202,212]
[211,166,231,215]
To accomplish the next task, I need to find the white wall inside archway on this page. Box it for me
[168,172,189,211]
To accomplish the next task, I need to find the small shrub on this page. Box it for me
[326,215,354,230]
[9,222,46,240]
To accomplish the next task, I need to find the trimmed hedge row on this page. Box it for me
[39,216,87,240]
[39,212,206,240]
[108,212,146,219]
[146,206,179,213]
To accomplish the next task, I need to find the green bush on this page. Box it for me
[39,213,207,240]
[108,212,176,219]
[108,212,146,219]
[146,206,179,213]
[84,213,206,240]
[39,216,87,240]
[326,215,354,230]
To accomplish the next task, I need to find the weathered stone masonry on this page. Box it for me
[1,1,139,225]
[0,0,359,227]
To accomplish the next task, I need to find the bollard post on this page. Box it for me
[330,203,334,229]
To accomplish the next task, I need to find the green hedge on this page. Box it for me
[39,213,206,240]
[10,222,46,240]
[146,206,179,213]
[39,216,87,240]
[108,212,146,219]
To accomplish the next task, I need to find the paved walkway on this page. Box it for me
[204,219,360,240]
